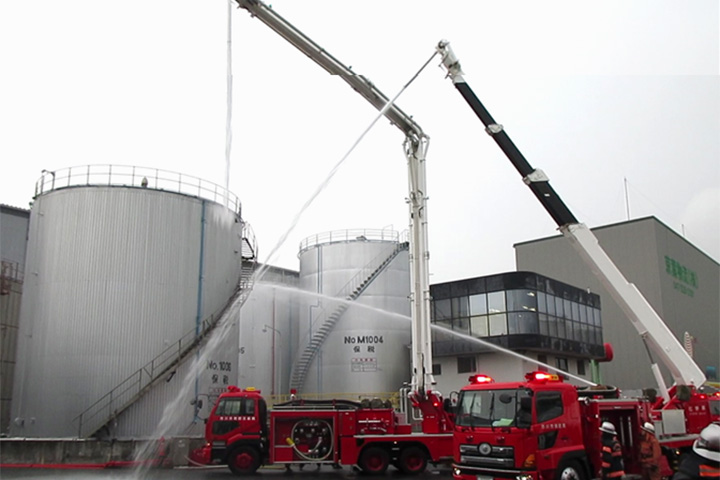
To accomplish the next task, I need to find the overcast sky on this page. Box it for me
[1,0,718,282]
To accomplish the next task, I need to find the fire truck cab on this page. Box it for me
[452,372,668,480]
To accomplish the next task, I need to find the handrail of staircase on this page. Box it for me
[290,239,409,390]
[74,225,258,438]
[296,240,406,358]
[74,286,249,438]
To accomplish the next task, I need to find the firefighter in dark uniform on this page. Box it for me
[600,421,626,480]
[673,423,720,480]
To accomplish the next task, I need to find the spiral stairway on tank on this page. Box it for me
[74,226,258,438]
[289,241,409,392]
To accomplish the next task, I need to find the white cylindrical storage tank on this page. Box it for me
[296,229,411,396]
[10,166,245,438]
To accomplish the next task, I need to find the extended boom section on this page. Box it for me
[435,40,706,396]
[235,0,435,394]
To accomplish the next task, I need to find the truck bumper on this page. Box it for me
[452,463,538,480]
[188,445,212,466]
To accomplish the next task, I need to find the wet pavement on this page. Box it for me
[0,464,453,479]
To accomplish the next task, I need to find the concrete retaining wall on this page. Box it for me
[0,436,205,467]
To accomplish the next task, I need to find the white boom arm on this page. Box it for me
[235,0,435,394]
[436,40,706,400]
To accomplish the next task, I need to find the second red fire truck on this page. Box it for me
[451,371,714,480]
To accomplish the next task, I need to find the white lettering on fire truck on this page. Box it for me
[219,416,256,421]
[540,423,567,430]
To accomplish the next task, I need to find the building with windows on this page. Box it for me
[429,271,605,395]
[515,216,719,392]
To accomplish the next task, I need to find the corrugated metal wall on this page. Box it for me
[10,186,242,438]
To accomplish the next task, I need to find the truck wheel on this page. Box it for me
[359,446,390,474]
[556,460,586,480]
[227,445,261,475]
[398,445,428,474]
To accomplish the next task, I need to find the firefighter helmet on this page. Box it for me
[599,421,617,435]
[642,422,655,434]
[692,423,720,462]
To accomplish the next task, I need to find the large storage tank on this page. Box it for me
[295,229,411,396]
[10,165,245,438]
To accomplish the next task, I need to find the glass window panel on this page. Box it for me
[509,312,539,334]
[436,317,452,330]
[435,298,451,321]
[581,323,589,343]
[469,293,487,315]
[563,299,572,319]
[488,291,506,313]
[574,321,583,341]
[539,313,549,335]
[470,315,488,337]
[548,316,558,337]
[571,302,580,321]
[555,296,564,318]
[546,294,556,315]
[507,289,538,312]
[556,358,569,373]
[537,291,547,313]
[452,297,469,318]
[457,356,476,374]
[489,313,507,336]
[455,317,470,334]
[580,304,588,324]
[556,318,566,339]
[593,308,601,327]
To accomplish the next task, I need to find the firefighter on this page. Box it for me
[672,423,720,480]
[600,421,626,480]
[639,422,662,480]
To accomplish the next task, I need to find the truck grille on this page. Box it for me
[212,420,239,435]
[459,443,515,468]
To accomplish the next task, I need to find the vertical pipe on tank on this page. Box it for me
[194,200,207,419]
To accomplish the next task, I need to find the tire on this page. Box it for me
[227,445,261,475]
[358,446,390,474]
[398,445,428,474]
[556,460,587,480]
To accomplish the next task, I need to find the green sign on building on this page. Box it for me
[665,255,697,297]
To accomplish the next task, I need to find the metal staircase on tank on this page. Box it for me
[289,240,409,392]
[74,226,258,439]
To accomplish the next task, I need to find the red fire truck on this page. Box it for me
[189,386,453,474]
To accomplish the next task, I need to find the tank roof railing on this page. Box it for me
[299,228,408,254]
[33,164,241,214]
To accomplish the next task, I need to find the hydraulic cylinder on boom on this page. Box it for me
[435,40,706,402]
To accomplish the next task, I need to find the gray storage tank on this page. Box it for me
[10,165,246,438]
[293,229,411,396]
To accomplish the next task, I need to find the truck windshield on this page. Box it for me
[215,397,255,416]
[456,388,532,428]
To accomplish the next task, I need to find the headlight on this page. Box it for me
[478,442,493,455]
[516,475,534,480]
